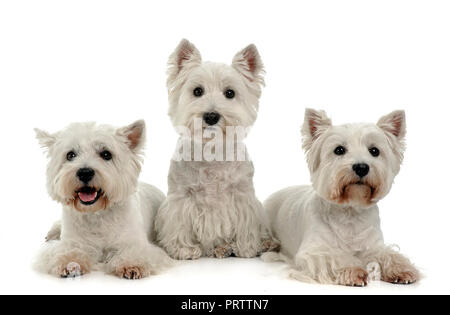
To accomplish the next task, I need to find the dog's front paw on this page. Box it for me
[260,239,281,254]
[116,266,147,280]
[171,246,202,260]
[382,270,418,284]
[214,244,233,259]
[59,262,85,278]
[338,267,368,287]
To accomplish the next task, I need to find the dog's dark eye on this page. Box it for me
[224,89,235,99]
[100,150,112,161]
[369,147,380,157]
[193,87,204,97]
[334,146,346,156]
[66,151,77,161]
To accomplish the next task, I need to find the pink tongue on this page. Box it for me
[78,191,97,203]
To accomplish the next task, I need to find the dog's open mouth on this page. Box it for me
[76,187,102,206]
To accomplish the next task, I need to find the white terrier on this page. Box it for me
[263,109,419,286]
[155,39,279,260]
[34,120,171,279]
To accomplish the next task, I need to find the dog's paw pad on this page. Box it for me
[60,262,83,278]
[383,271,417,285]
[117,266,145,280]
[339,267,369,287]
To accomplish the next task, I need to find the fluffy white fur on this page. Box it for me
[155,39,279,260]
[34,121,171,279]
[262,109,419,286]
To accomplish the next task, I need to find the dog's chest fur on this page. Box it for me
[62,200,138,247]
[169,160,256,197]
[167,158,261,247]
[319,205,382,253]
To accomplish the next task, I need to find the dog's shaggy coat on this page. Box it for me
[35,121,171,279]
[263,109,419,286]
[155,39,278,260]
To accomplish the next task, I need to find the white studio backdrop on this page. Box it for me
[0,0,449,294]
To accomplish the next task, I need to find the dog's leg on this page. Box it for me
[293,247,367,286]
[45,220,61,242]
[232,214,261,258]
[234,229,262,258]
[160,234,203,261]
[233,199,276,258]
[35,241,93,278]
[155,198,203,260]
[362,246,420,284]
[105,242,172,280]
[229,197,257,258]
[258,198,281,254]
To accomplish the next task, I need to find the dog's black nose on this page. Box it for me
[353,163,370,178]
[77,168,95,184]
[203,112,221,126]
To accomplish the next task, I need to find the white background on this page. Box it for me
[0,0,449,295]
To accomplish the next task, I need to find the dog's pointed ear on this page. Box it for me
[302,109,332,173]
[117,120,146,153]
[34,128,57,149]
[232,44,264,85]
[302,108,332,149]
[167,39,202,80]
[377,110,406,140]
[232,44,265,85]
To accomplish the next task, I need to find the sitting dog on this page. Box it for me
[34,120,171,279]
[155,39,279,260]
[262,109,419,286]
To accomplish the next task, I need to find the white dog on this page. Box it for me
[263,109,419,286]
[34,120,171,279]
[155,39,279,260]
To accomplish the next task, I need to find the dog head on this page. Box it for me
[35,120,145,212]
[166,39,265,137]
[302,109,406,208]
